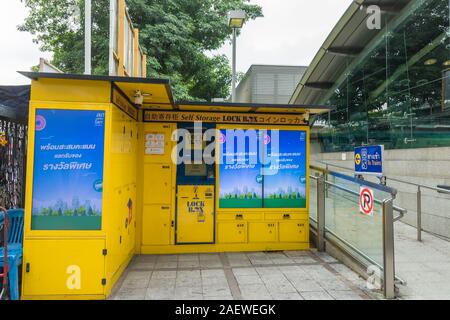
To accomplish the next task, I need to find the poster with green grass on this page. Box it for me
[218,129,263,208]
[31,109,105,230]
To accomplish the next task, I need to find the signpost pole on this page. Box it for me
[316,173,325,252]
[382,198,396,299]
[109,0,115,76]
[417,186,422,242]
[84,0,92,75]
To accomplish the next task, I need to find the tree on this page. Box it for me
[19,0,263,101]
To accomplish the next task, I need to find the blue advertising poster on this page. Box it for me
[263,130,307,208]
[218,129,263,208]
[354,145,383,175]
[31,109,105,230]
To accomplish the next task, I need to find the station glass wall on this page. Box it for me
[317,0,450,152]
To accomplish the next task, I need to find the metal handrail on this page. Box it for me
[316,160,450,195]
[311,164,398,196]
[315,160,450,241]
[324,180,407,216]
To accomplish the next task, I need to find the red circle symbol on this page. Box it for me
[360,187,374,215]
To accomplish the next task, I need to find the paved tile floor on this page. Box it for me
[110,250,376,300]
[396,222,450,300]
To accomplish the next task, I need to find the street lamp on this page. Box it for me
[228,10,246,102]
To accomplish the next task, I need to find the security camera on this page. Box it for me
[134,90,144,106]
[304,112,310,122]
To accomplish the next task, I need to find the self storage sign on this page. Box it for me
[144,110,307,125]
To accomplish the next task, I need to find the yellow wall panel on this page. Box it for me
[30,78,110,103]
[22,239,105,297]
[217,212,263,221]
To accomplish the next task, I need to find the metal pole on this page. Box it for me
[84,0,92,75]
[417,186,422,242]
[382,198,396,299]
[316,173,326,252]
[108,0,115,76]
[231,27,237,102]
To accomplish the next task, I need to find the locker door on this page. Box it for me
[248,222,278,243]
[217,222,246,243]
[143,164,172,204]
[23,239,105,296]
[176,185,214,244]
[279,221,307,242]
[142,205,171,245]
[143,123,173,163]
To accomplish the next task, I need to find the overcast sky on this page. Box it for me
[0,0,352,85]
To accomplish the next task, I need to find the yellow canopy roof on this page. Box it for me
[20,72,333,115]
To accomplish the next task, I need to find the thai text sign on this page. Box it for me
[354,145,383,175]
[144,111,306,125]
[32,109,105,230]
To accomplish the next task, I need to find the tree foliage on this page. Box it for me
[19,0,262,101]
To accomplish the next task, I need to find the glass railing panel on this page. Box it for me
[309,177,317,228]
[324,179,388,268]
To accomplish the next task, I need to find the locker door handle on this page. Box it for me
[26,263,30,273]
[161,206,170,210]
[171,220,174,227]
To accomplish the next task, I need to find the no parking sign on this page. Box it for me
[360,187,374,216]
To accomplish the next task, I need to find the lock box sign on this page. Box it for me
[176,185,214,244]
[354,145,383,176]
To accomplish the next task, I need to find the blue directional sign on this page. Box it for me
[354,145,383,175]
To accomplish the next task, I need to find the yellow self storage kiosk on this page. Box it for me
[20,72,331,299]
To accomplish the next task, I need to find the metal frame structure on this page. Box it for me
[108,0,147,77]
[310,165,407,299]
[317,160,450,242]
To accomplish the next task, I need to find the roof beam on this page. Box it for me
[304,82,334,90]
[360,1,405,14]
[326,46,364,57]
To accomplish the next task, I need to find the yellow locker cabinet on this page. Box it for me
[248,222,278,243]
[143,124,174,164]
[143,164,172,205]
[176,185,215,244]
[23,239,106,297]
[279,220,308,242]
[142,205,172,245]
[217,222,246,243]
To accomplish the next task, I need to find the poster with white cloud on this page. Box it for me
[218,129,263,208]
[31,109,105,230]
[263,130,307,208]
